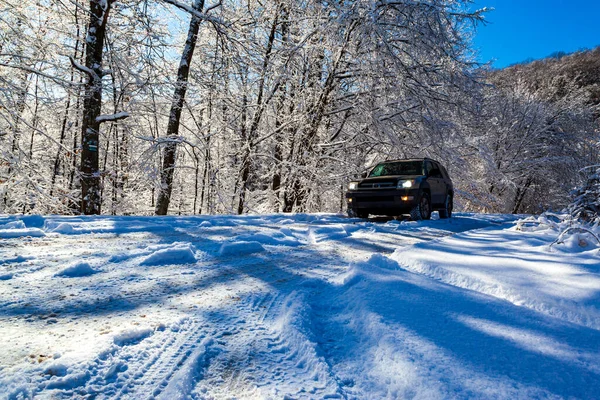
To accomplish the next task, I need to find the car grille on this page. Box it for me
[358,182,396,189]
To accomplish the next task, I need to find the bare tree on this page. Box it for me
[74,0,129,214]
[155,0,207,215]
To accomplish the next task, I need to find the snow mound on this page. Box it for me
[43,362,68,378]
[342,254,400,286]
[218,241,265,256]
[308,225,349,243]
[1,255,34,265]
[113,327,154,346]
[0,273,13,281]
[0,228,45,239]
[44,220,83,234]
[140,244,197,266]
[49,222,76,234]
[44,370,90,390]
[367,253,400,270]
[0,221,26,229]
[55,262,99,278]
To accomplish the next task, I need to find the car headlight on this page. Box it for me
[398,180,414,189]
[348,182,359,190]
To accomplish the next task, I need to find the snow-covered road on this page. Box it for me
[1,213,599,399]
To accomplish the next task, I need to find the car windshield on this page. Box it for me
[368,161,423,177]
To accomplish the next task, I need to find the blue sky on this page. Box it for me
[470,0,600,68]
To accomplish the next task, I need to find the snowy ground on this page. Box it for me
[0,213,599,399]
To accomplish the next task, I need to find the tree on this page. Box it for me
[3,0,598,218]
[75,0,128,215]
[570,166,600,223]
[155,0,208,215]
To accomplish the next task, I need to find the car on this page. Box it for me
[345,158,453,220]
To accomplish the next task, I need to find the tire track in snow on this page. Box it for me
[82,318,214,399]
[197,288,345,399]
[5,215,495,399]
[194,290,279,398]
[258,290,346,398]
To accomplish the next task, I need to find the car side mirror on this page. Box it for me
[361,171,367,178]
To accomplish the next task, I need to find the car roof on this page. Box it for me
[377,158,440,164]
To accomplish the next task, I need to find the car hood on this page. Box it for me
[361,175,423,183]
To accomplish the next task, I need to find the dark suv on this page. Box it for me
[346,158,453,220]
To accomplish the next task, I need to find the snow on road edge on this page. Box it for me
[390,225,600,330]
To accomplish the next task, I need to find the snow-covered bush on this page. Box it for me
[570,166,600,223]
[515,211,600,252]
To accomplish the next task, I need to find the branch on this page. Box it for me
[205,0,221,13]
[160,0,225,27]
[69,56,97,80]
[0,62,81,87]
[96,111,130,123]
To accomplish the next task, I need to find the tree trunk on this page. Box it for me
[79,0,113,215]
[155,0,205,215]
[512,177,533,214]
[117,129,129,208]
[193,148,200,214]
[199,136,210,214]
[271,6,289,212]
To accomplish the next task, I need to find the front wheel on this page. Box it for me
[410,194,431,221]
[439,194,453,219]
[356,210,369,219]
[348,209,369,219]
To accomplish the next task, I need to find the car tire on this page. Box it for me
[439,194,453,219]
[356,210,369,219]
[410,193,431,221]
[348,209,369,219]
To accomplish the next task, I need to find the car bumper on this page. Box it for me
[345,189,420,215]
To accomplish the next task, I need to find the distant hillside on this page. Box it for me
[489,47,600,118]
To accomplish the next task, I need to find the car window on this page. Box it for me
[368,161,423,177]
[425,161,435,176]
[426,161,443,178]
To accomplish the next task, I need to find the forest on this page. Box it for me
[1,0,599,216]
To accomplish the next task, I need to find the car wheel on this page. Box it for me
[356,210,369,219]
[348,209,369,219]
[410,193,431,221]
[439,194,453,219]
